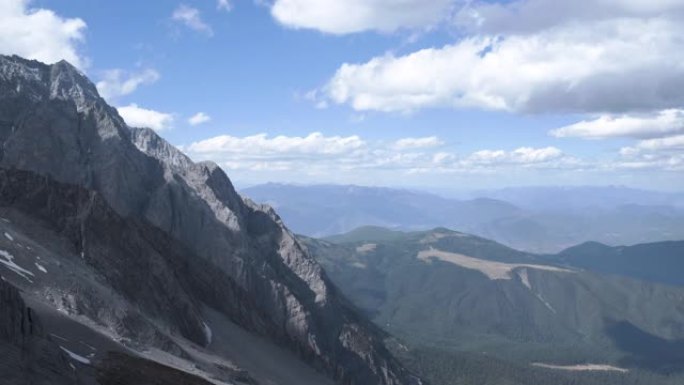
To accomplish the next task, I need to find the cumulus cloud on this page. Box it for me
[324,17,684,113]
[393,136,444,150]
[117,104,174,131]
[618,134,684,166]
[172,5,213,36]
[467,146,564,165]
[615,146,684,172]
[270,0,454,34]
[455,0,684,34]
[217,0,232,11]
[188,112,211,126]
[184,131,577,177]
[631,135,684,152]
[188,132,366,158]
[551,110,684,139]
[96,69,160,100]
[0,0,87,69]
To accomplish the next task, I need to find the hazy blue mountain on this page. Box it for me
[467,186,684,211]
[242,183,520,236]
[242,183,684,252]
[303,227,684,385]
[553,241,684,286]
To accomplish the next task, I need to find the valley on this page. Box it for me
[302,226,684,385]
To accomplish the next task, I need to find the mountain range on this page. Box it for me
[242,183,684,252]
[302,226,684,385]
[0,55,421,385]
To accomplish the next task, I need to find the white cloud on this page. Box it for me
[96,69,160,100]
[614,146,684,172]
[619,134,684,162]
[0,0,87,69]
[185,131,578,177]
[117,104,174,131]
[632,135,684,152]
[188,112,211,126]
[467,146,564,165]
[188,132,366,158]
[172,5,213,36]
[455,0,684,34]
[393,136,444,150]
[551,110,684,139]
[270,0,454,34]
[217,0,232,11]
[325,17,684,113]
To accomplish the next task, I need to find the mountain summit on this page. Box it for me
[0,54,421,385]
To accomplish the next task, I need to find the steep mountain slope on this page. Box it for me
[0,279,79,385]
[554,241,684,286]
[242,183,684,252]
[0,54,420,385]
[302,227,684,384]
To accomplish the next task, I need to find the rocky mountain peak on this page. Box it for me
[0,55,101,113]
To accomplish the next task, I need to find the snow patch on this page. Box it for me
[534,293,556,314]
[417,247,572,281]
[0,249,34,282]
[516,268,556,313]
[532,363,628,373]
[60,346,91,365]
[4,232,13,241]
[518,268,531,289]
[355,243,377,253]
[50,334,69,342]
[203,322,213,346]
[0,217,10,223]
[420,231,470,244]
[35,262,48,273]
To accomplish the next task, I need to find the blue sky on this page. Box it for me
[3,0,684,190]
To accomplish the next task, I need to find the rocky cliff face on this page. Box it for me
[0,279,79,385]
[0,54,421,385]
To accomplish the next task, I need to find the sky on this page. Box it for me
[1,0,683,190]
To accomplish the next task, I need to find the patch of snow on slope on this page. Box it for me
[0,249,34,282]
[532,363,628,373]
[60,346,91,365]
[203,322,213,345]
[4,232,13,241]
[535,293,557,314]
[35,262,48,273]
[517,268,531,289]
[355,243,377,253]
[417,247,571,280]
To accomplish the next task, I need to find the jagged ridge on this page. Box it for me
[0,54,421,385]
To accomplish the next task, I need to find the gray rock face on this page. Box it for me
[0,279,79,385]
[0,54,420,385]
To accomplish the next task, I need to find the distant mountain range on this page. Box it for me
[242,183,684,253]
[302,226,684,385]
[464,186,684,211]
[553,240,684,286]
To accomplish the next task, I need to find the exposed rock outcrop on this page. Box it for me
[0,279,79,385]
